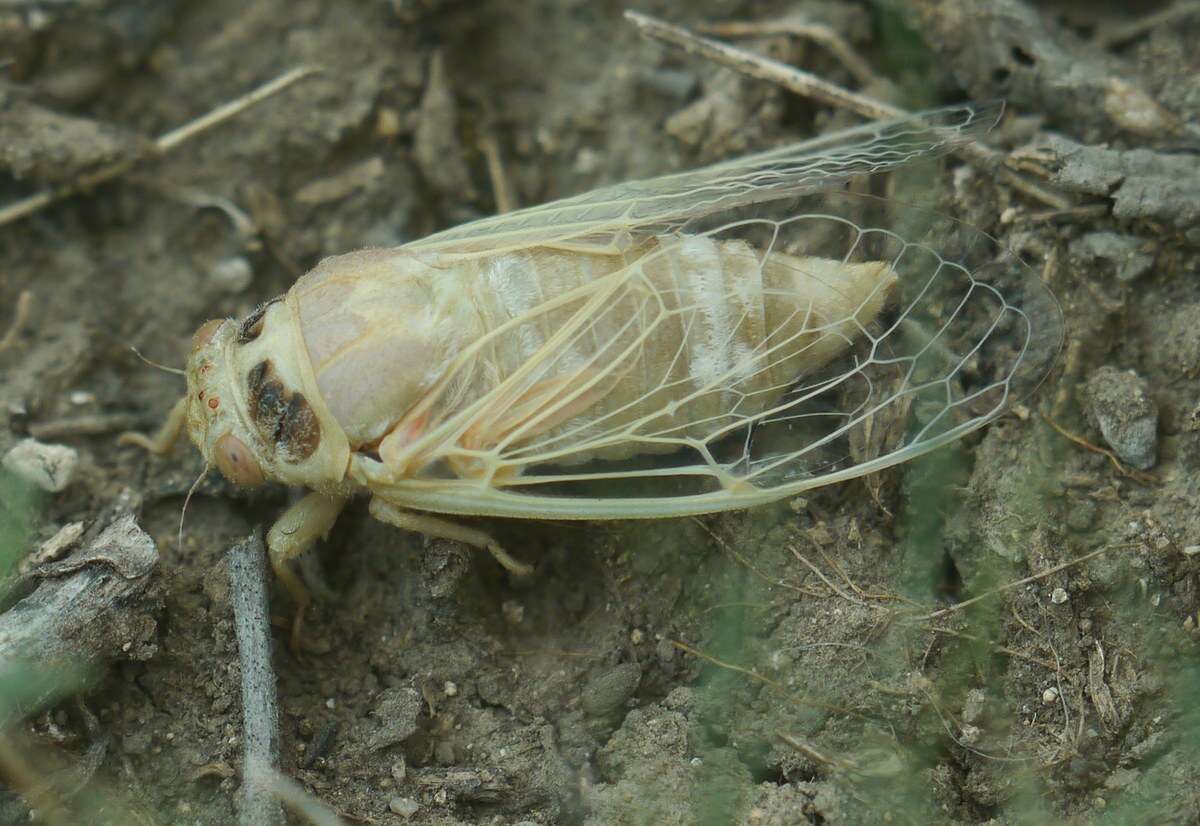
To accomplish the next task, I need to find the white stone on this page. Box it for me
[388,797,419,818]
[3,439,78,492]
[210,256,254,293]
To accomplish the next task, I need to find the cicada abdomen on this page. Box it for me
[287,231,896,475]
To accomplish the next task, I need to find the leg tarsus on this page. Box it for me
[369,498,533,576]
[119,396,188,454]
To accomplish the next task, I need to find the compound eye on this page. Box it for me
[192,319,225,352]
[213,433,265,487]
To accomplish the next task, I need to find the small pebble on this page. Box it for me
[638,67,697,99]
[1070,231,1154,283]
[1066,500,1097,532]
[581,663,641,719]
[388,797,419,818]
[1051,587,1070,604]
[367,688,421,751]
[376,107,403,139]
[210,256,254,293]
[25,521,85,569]
[1084,366,1158,470]
[501,599,525,626]
[443,681,458,697]
[1043,687,1060,704]
[3,438,78,492]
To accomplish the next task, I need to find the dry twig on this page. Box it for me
[0,66,318,228]
[625,11,1072,210]
[0,513,159,721]
[698,18,879,87]
[1095,1,1200,49]
[912,545,1123,623]
[1042,413,1157,483]
[479,132,517,215]
[28,413,140,440]
[0,290,32,353]
[226,529,286,826]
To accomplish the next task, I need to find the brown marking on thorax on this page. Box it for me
[246,358,321,461]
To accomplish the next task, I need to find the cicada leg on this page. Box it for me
[266,492,346,652]
[368,497,533,577]
[118,396,189,454]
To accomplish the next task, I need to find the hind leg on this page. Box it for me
[368,497,532,576]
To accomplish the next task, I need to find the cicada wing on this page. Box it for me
[407,102,1004,257]
[383,188,1062,520]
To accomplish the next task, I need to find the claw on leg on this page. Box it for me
[266,492,346,652]
[368,498,533,576]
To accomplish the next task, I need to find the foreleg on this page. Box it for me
[266,492,346,650]
[119,396,188,454]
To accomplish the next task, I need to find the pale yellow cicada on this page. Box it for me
[126,101,1062,624]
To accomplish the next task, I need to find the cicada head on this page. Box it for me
[184,300,351,492]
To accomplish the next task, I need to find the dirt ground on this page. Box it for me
[2,1,1200,824]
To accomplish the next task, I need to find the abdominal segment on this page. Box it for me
[450,237,895,466]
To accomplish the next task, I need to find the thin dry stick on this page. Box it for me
[671,639,849,715]
[628,10,898,118]
[0,735,71,826]
[1041,412,1157,483]
[0,66,318,228]
[692,518,825,597]
[913,544,1124,623]
[227,529,286,826]
[0,289,32,353]
[1096,0,1200,48]
[789,546,872,607]
[928,626,1057,670]
[919,683,1031,763]
[479,132,517,215]
[816,544,919,606]
[699,19,878,87]
[625,11,1072,210]
[252,768,344,826]
[28,413,140,440]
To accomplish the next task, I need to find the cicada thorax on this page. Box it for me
[207,295,352,491]
[283,239,895,482]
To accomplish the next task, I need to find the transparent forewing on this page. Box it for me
[381,189,1063,520]
[408,102,1003,257]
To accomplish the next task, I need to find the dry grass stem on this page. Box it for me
[1042,413,1158,483]
[227,529,286,826]
[0,66,318,228]
[699,18,879,87]
[625,11,1072,210]
[913,545,1122,622]
[0,290,32,353]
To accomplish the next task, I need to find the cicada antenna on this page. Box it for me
[130,346,187,377]
[180,462,211,552]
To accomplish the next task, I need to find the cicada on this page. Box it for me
[125,101,1062,626]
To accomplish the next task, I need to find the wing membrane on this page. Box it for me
[365,102,1062,519]
[409,102,1004,255]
